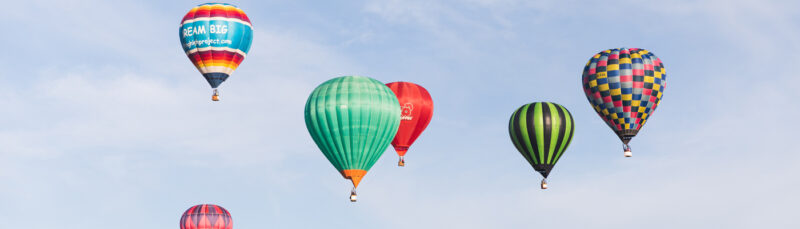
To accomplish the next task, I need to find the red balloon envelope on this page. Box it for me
[386,82,434,167]
[180,204,232,229]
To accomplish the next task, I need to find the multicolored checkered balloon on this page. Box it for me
[179,3,253,101]
[581,48,666,157]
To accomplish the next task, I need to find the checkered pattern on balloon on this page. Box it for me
[582,48,666,156]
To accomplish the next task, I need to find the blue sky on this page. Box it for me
[1,0,799,228]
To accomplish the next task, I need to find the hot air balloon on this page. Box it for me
[581,48,666,157]
[386,82,433,167]
[179,204,232,229]
[179,3,253,101]
[305,76,400,202]
[508,102,575,189]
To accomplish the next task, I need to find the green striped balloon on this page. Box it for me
[508,102,575,182]
[304,76,400,194]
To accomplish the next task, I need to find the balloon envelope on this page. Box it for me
[581,48,666,150]
[179,204,232,229]
[179,3,253,89]
[386,82,433,164]
[305,76,400,189]
[508,102,574,178]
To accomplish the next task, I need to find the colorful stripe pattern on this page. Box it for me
[508,102,574,178]
[581,48,666,142]
[304,76,401,188]
[180,3,253,88]
[179,204,232,229]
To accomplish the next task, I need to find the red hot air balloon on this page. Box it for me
[180,204,232,229]
[386,82,434,166]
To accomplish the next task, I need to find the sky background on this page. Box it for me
[1,0,799,228]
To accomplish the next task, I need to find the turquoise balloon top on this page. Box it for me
[304,76,401,172]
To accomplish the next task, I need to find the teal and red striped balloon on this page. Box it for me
[508,102,575,189]
[179,3,253,101]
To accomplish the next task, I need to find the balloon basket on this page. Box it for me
[398,156,405,167]
[349,189,357,202]
[623,144,632,157]
[212,89,220,101]
[540,179,548,189]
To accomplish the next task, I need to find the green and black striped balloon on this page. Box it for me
[508,102,575,178]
